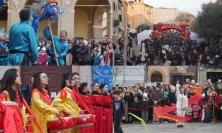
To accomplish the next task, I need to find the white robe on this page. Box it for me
[176,94,188,125]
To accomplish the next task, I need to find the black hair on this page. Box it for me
[19,8,31,21]
[60,31,68,36]
[91,83,96,88]
[0,69,23,102]
[32,72,49,92]
[72,72,79,77]
[112,89,121,95]
[79,82,88,92]
[61,73,70,89]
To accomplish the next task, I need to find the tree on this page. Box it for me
[192,2,222,41]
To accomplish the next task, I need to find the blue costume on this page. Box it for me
[8,21,38,65]
[0,41,8,65]
[43,26,69,65]
[93,54,102,66]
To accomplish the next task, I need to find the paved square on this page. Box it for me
[122,123,222,133]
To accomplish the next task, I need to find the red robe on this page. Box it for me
[0,92,24,133]
[101,95,112,133]
[79,94,95,133]
[91,94,112,133]
[72,86,95,133]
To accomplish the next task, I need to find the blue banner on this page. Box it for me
[92,66,113,91]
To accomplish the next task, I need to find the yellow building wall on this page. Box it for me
[126,3,152,29]
[74,8,89,39]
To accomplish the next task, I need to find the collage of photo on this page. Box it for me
[0,0,221,133]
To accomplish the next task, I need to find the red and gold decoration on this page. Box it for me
[150,23,190,41]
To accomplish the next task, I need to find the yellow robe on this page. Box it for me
[53,87,81,133]
[31,89,58,133]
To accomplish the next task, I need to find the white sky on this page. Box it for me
[144,0,217,16]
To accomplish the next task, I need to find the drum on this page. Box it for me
[73,114,95,128]
[47,117,74,132]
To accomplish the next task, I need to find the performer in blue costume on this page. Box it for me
[8,8,38,65]
[43,26,69,66]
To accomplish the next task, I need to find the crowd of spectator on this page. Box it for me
[114,31,222,66]
[0,32,114,66]
[113,79,222,124]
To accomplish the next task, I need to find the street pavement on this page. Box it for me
[121,122,222,133]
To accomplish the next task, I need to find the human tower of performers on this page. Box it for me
[0,68,112,133]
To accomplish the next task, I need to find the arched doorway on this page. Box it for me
[151,71,163,82]
[74,0,112,40]
[93,7,108,40]
[74,8,89,39]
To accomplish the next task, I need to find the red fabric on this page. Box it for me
[15,92,23,109]
[105,50,113,65]
[214,93,220,108]
[0,92,24,133]
[3,105,24,133]
[80,126,95,133]
[0,103,5,129]
[72,87,92,114]
[93,106,104,133]
[101,95,112,106]
[0,92,7,101]
[79,95,95,133]
[81,95,94,113]
[79,94,112,133]
[38,53,48,65]
[91,95,103,106]
[103,108,112,133]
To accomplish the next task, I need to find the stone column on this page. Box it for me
[7,0,26,33]
[58,0,75,38]
[88,9,94,40]
[109,9,113,39]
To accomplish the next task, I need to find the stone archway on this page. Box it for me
[74,8,89,39]
[73,0,113,40]
[93,7,108,40]
[151,71,163,82]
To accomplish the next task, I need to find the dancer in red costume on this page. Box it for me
[67,73,96,133]
[91,83,113,133]
[101,84,112,133]
[78,82,95,133]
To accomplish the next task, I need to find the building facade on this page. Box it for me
[147,66,197,85]
[122,0,152,29]
[1,0,125,40]
[197,67,222,85]
[152,7,179,25]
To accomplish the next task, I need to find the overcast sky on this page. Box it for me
[144,0,217,16]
